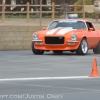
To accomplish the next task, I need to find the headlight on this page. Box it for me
[71,34,77,40]
[32,34,38,40]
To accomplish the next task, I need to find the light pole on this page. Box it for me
[40,0,42,30]
[82,0,85,18]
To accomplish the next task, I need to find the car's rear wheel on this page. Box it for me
[76,38,88,55]
[93,42,100,54]
[32,42,44,55]
[53,50,63,54]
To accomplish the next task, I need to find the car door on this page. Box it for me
[86,22,99,48]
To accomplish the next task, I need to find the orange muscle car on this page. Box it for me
[32,19,100,55]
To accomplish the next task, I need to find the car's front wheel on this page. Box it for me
[76,38,88,55]
[93,42,100,54]
[32,42,44,55]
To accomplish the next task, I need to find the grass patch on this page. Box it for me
[0,14,39,18]
[0,14,61,19]
[0,14,95,19]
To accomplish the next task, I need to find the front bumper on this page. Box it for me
[32,40,80,51]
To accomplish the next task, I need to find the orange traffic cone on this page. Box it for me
[89,58,99,77]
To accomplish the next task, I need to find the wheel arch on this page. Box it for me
[82,36,87,40]
[78,36,87,46]
[81,36,88,44]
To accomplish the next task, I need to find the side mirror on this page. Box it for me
[89,28,93,31]
[43,27,47,30]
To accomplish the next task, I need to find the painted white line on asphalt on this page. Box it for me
[0,76,99,82]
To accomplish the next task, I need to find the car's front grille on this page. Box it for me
[45,37,64,44]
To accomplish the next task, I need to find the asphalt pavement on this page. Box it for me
[0,50,100,100]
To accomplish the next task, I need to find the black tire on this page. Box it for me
[93,42,100,54]
[76,38,88,55]
[53,50,63,54]
[32,42,44,55]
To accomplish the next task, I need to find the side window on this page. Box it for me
[78,21,87,29]
[86,22,95,31]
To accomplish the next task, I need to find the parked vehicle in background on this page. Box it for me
[94,0,100,14]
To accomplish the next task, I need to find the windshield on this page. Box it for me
[47,20,87,30]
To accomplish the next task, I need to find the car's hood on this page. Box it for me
[37,27,85,36]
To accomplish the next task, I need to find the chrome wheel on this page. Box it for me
[81,40,88,54]
[76,38,88,55]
